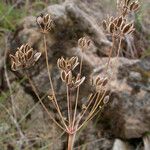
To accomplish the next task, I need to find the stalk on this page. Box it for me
[67,133,76,150]
[43,34,68,129]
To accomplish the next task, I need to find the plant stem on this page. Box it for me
[68,133,76,150]
[43,34,68,129]
[106,34,115,72]
[117,37,122,57]
[72,51,83,127]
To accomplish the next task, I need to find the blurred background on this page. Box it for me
[0,0,150,150]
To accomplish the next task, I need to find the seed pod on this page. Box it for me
[34,52,41,62]
[113,18,118,25]
[82,104,87,110]
[75,73,81,82]
[116,16,123,28]
[61,71,66,82]
[109,22,115,33]
[102,20,107,30]
[9,54,16,62]
[74,76,85,88]
[70,56,79,70]
[120,21,126,30]
[95,77,101,85]
[132,3,139,11]
[126,0,131,6]
[103,95,110,104]
[122,23,133,34]
[129,2,136,11]
[102,77,108,86]
[128,28,135,34]
[11,62,17,71]
[26,49,33,60]
[65,71,72,85]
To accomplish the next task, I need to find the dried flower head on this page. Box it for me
[36,13,54,33]
[57,56,79,72]
[61,71,85,88]
[92,76,108,87]
[118,0,140,16]
[78,37,91,50]
[102,16,135,37]
[9,44,41,71]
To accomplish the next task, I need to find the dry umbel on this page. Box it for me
[102,16,135,37]
[102,0,140,57]
[9,44,41,71]
[36,13,54,33]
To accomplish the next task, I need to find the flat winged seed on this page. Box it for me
[128,29,135,34]
[102,78,108,86]
[109,22,115,33]
[120,22,126,30]
[87,40,91,46]
[103,95,110,104]
[74,77,84,87]
[65,72,72,85]
[113,18,118,25]
[95,77,100,85]
[132,3,139,11]
[129,2,136,11]
[102,20,107,30]
[19,45,24,52]
[122,23,133,34]
[57,59,61,69]
[9,54,16,62]
[26,50,33,60]
[11,62,17,71]
[34,52,41,62]
[117,17,123,27]
[61,71,66,82]
[126,0,131,6]
[24,44,29,53]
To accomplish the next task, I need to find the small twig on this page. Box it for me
[43,34,68,129]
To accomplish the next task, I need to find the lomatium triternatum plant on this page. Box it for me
[9,0,140,149]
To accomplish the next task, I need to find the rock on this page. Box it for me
[96,57,150,139]
[143,134,150,150]
[112,139,132,150]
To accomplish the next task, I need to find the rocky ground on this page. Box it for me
[0,0,150,149]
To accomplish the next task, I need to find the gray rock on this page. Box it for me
[96,57,150,139]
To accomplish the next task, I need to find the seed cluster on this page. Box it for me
[9,44,41,71]
[102,0,140,37]
[36,14,54,33]
[57,57,79,72]
[102,16,135,37]
[120,0,140,16]
[78,37,91,51]
[57,56,85,88]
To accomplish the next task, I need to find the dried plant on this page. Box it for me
[102,0,140,57]
[9,1,140,148]
[9,44,41,71]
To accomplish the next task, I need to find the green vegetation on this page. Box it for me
[0,1,26,31]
